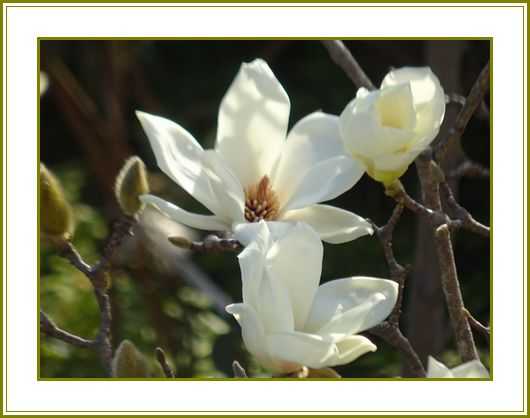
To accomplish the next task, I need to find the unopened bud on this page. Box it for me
[115,157,149,216]
[40,163,74,240]
[168,236,192,250]
[111,340,149,378]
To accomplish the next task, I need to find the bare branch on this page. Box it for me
[436,61,490,158]
[415,152,479,362]
[447,160,490,180]
[321,40,376,90]
[440,180,490,237]
[169,234,242,253]
[155,347,175,378]
[464,309,490,342]
[40,310,95,349]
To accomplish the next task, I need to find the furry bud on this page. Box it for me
[115,157,149,216]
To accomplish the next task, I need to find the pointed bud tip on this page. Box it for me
[115,156,149,216]
[168,236,192,249]
[112,339,149,378]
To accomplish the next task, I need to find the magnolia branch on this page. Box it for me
[40,217,136,376]
[415,152,479,362]
[169,234,242,253]
[369,205,426,377]
[321,40,376,90]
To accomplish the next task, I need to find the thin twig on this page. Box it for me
[464,309,490,342]
[40,310,95,349]
[232,360,248,378]
[447,160,490,180]
[321,40,376,90]
[368,204,425,377]
[169,234,242,253]
[436,61,490,158]
[439,180,490,237]
[156,347,175,378]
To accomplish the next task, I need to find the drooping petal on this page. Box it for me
[237,222,271,307]
[325,335,377,367]
[304,277,398,337]
[216,59,290,187]
[426,356,453,378]
[136,111,218,214]
[202,150,245,222]
[282,204,373,244]
[264,222,323,330]
[255,269,295,335]
[450,360,490,378]
[267,331,338,371]
[140,194,229,231]
[281,156,365,212]
[271,112,348,206]
[225,303,269,365]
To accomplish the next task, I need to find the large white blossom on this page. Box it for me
[226,221,398,374]
[340,67,445,185]
[137,58,372,244]
[427,356,489,378]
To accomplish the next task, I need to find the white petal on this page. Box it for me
[140,194,229,231]
[267,331,337,370]
[381,67,445,147]
[255,269,295,335]
[325,335,377,367]
[282,204,373,244]
[271,112,348,206]
[202,150,245,222]
[281,156,365,212]
[136,111,218,214]
[426,356,453,378]
[339,92,414,160]
[233,220,293,246]
[237,222,270,307]
[451,360,490,378]
[216,59,290,187]
[226,303,266,359]
[265,222,323,330]
[304,277,398,337]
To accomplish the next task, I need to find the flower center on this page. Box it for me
[244,176,279,222]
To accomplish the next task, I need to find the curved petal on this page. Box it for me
[255,269,295,335]
[140,194,229,231]
[267,331,338,371]
[237,222,270,307]
[136,111,218,214]
[281,156,365,212]
[325,335,377,367]
[282,204,373,244]
[339,92,414,160]
[426,356,453,378]
[451,360,490,378]
[271,112,347,205]
[226,303,268,364]
[202,150,245,222]
[233,220,293,246]
[381,67,445,147]
[265,222,323,329]
[216,59,290,187]
[304,277,398,337]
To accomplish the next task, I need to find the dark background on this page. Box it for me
[39,40,490,378]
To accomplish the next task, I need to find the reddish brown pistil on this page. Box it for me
[244,176,280,222]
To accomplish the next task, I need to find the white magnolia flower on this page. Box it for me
[339,67,445,185]
[427,356,490,378]
[226,221,398,374]
[137,59,372,244]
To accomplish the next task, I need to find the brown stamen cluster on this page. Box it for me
[244,176,280,222]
